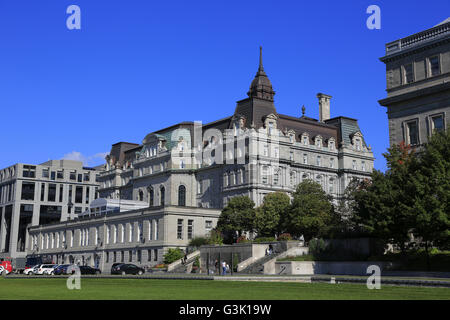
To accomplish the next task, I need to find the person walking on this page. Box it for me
[222,261,227,275]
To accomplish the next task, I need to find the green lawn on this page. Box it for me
[0,278,448,300]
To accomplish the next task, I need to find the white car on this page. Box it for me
[24,265,39,275]
[36,264,58,275]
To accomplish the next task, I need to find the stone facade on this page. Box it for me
[379,19,450,146]
[24,48,374,271]
[0,160,101,259]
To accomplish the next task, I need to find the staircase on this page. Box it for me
[238,249,284,274]
[167,251,200,273]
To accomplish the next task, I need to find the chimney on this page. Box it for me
[317,93,332,122]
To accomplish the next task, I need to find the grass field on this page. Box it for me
[0,278,449,300]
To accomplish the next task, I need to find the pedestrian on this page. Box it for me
[214,259,219,274]
[183,251,188,264]
[222,261,227,275]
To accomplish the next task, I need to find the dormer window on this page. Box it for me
[315,136,323,148]
[355,139,362,151]
[328,138,335,150]
[301,133,309,146]
[268,122,274,135]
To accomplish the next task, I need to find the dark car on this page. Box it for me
[53,264,72,275]
[111,263,145,275]
[79,266,101,275]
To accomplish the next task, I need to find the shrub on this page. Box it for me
[277,233,292,241]
[253,237,276,243]
[163,248,185,264]
[189,237,209,247]
[154,264,166,268]
[236,235,249,243]
[209,229,224,245]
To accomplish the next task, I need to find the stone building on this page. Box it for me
[379,18,450,146]
[26,48,374,270]
[0,160,101,260]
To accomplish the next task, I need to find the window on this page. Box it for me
[70,171,76,180]
[75,186,83,203]
[148,249,152,262]
[22,165,36,178]
[138,190,144,201]
[180,159,185,169]
[403,63,414,84]
[160,186,165,206]
[431,115,444,133]
[59,185,63,202]
[406,121,419,145]
[85,187,90,204]
[330,158,335,168]
[362,161,366,171]
[121,251,125,262]
[352,160,357,170]
[155,220,159,240]
[113,225,117,243]
[316,156,321,166]
[154,249,158,261]
[355,139,362,151]
[187,220,194,240]
[129,250,132,262]
[205,220,212,231]
[42,169,49,178]
[273,170,279,185]
[429,56,440,76]
[120,224,124,243]
[289,151,294,161]
[261,166,268,184]
[51,171,56,180]
[57,170,64,179]
[77,174,82,182]
[21,182,35,200]
[329,141,335,150]
[106,226,110,244]
[303,154,308,164]
[148,187,154,206]
[178,185,186,206]
[303,136,309,145]
[263,144,268,157]
[268,122,274,135]
[177,219,183,240]
[129,224,133,242]
[329,179,335,193]
[48,184,56,202]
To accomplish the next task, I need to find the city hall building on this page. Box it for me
[26,48,374,270]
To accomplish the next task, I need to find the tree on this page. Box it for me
[163,248,184,264]
[410,130,450,267]
[283,180,333,241]
[216,196,256,243]
[351,142,418,253]
[255,192,291,237]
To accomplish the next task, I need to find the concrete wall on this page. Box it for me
[275,261,391,276]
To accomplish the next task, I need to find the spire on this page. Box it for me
[258,46,265,73]
[247,46,275,101]
[302,105,306,117]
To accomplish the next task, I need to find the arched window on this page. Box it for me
[138,190,144,201]
[160,186,165,206]
[178,185,186,206]
[148,187,154,206]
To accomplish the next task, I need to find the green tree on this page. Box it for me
[163,248,185,264]
[283,180,333,241]
[216,196,256,243]
[255,192,291,237]
[410,130,450,267]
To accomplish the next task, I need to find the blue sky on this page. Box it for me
[0,0,449,170]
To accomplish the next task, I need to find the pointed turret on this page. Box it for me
[247,46,275,101]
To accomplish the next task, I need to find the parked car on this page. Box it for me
[23,265,39,275]
[110,263,124,274]
[79,266,101,275]
[111,263,145,275]
[35,264,58,275]
[53,264,73,275]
